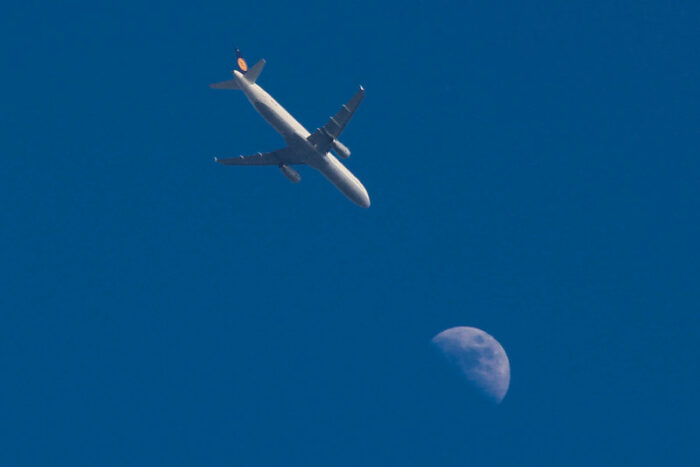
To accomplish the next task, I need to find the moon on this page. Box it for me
[432,326,510,403]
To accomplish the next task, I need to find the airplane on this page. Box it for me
[210,49,371,208]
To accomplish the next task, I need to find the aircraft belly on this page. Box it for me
[253,101,290,134]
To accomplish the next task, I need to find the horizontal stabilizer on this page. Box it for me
[209,79,240,90]
[244,59,266,84]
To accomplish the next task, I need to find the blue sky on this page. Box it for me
[2,1,698,465]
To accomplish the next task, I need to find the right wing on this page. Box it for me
[214,147,295,166]
[308,86,365,153]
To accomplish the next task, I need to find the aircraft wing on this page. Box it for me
[308,86,365,152]
[215,147,295,166]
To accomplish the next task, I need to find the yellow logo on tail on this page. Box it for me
[235,48,248,72]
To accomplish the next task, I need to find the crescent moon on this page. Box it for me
[432,326,511,403]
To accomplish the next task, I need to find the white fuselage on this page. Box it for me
[232,70,370,208]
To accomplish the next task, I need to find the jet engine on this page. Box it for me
[331,140,351,159]
[279,164,301,183]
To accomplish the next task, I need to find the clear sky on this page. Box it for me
[2,1,698,465]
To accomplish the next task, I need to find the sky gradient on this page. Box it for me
[2,1,699,465]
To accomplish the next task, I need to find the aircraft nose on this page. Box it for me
[357,187,371,208]
[360,194,371,208]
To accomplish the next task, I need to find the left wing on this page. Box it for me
[215,147,295,166]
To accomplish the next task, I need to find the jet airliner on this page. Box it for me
[211,49,370,208]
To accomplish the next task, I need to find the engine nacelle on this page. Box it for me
[331,139,351,159]
[279,164,301,183]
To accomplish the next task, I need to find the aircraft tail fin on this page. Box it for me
[235,48,265,83]
[243,59,266,83]
[210,49,264,89]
